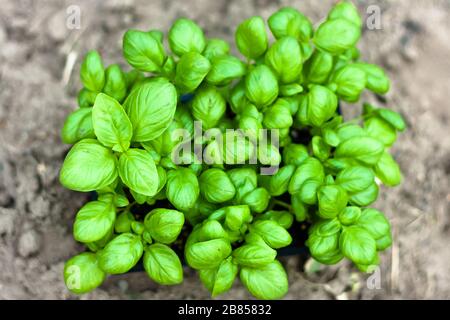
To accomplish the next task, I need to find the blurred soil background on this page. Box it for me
[0,0,449,299]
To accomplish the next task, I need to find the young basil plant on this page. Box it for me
[61,1,404,300]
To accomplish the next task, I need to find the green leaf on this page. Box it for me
[151,118,184,156]
[174,52,211,93]
[118,148,159,197]
[374,151,402,187]
[155,166,167,193]
[80,50,105,92]
[124,69,144,89]
[299,42,314,61]
[98,233,143,274]
[142,231,153,244]
[199,257,238,297]
[203,140,224,165]
[242,188,270,214]
[263,98,293,129]
[122,29,165,73]
[335,136,384,166]
[166,168,199,211]
[199,220,229,241]
[202,38,230,60]
[240,103,262,122]
[245,64,279,109]
[340,226,376,265]
[235,16,268,60]
[115,211,135,233]
[336,165,375,194]
[265,37,302,84]
[282,144,309,166]
[238,116,262,145]
[364,117,397,147]
[97,191,115,203]
[60,139,118,192]
[268,7,313,42]
[338,206,361,225]
[228,168,258,202]
[250,220,292,249]
[357,208,390,240]
[199,169,236,203]
[304,50,334,84]
[336,123,367,142]
[298,178,322,205]
[130,189,148,204]
[258,210,293,229]
[64,253,105,294]
[206,55,246,86]
[229,81,249,113]
[240,260,288,300]
[313,250,344,265]
[330,64,366,102]
[310,218,342,237]
[317,185,348,219]
[169,18,206,57]
[257,143,282,167]
[161,56,176,79]
[61,107,95,144]
[313,18,361,55]
[291,193,307,222]
[297,85,338,127]
[175,105,195,137]
[223,131,255,165]
[279,83,303,97]
[148,29,163,43]
[113,193,129,207]
[224,205,251,231]
[185,238,232,270]
[349,182,379,206]
[244,233,267,246]
[312,136,330,161]
[143,243,183,285]
[78,88,98,108]
[356,253,380,273]
[376,233,392,251]
[328,1,362,27]
[307,232,340,257]
[131,221,145,235]
[232,242,277,267]
[103,64,127,103]
[73,200,116,243]
[288,157,324,194]
[144,208,185,244]
[92,93,132,152]
[191,86,226,129]
[124,78,177,142]
[267,164,295,196]
[322,128,340,147]
[354,63,390,94]
[377,108,406,131]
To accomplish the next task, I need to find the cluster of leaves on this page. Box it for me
[61,1,405,299]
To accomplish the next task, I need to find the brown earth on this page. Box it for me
[0,0,449,299]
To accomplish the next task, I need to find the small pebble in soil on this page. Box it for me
[46,9,69,42]
[117,280,129,293]
[18,229,41,257]
[0,208,16,236]
[30,195,50,219]
[0,25,6,45]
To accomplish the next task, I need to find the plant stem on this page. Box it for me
[272,199,292,211]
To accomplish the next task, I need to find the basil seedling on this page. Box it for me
[61,1,405,300]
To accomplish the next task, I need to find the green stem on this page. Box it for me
[272,199,292,211]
